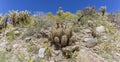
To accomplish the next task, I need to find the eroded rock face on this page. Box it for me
[76,48,107,62]
[83,38,98,48]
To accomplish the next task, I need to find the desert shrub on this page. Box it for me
[0,51,6,62]
[6,30,16,41]
[46,12,55,20]
[22,14,54,39]
[108,13,120,27]
[33,14,54,29]
[76,10,82,17]
[62,12,78,20]
[80,16,88,25]
[96,18,116,35]
[45,46,52,58]
[27,44,39,53]
[72,26,80,32]
[56,10,78,22]
[81,6,97,17]
[57,7,64,16]
[0,14,2,25]
[7,10,31,26]
[100,6,106,16]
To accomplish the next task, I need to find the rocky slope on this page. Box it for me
[0,8,120,62]
[0,18,120,62]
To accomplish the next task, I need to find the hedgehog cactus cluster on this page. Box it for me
[47,23,77,48]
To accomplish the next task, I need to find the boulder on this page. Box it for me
[62,45,80,52]
[82,29,93,38]
[14,30,20,35]
[88,20,94,27]
[96,26,105,33]
[76,48,107,62]
[83,38,98,48]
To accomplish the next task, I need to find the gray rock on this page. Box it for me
[76,48,107,62]
[82,29,93,38]
[83,38,98,48]
[84,29,92,33]
[62,46,72,52]
[62,45,80,52]
[13,44,22,49]
[49,57,55,62]
[0,42,8,51]
[0,34,3,39]
[53,50,61,55]
[96,26,105,33]
[102,35,110,42]
[38,48,46,58]
[88,20,95,27]
[14,30,20,35]
[25,37,32,43]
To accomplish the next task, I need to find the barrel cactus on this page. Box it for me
[47,26,77,48]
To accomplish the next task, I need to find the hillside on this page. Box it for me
[0,7,120,62]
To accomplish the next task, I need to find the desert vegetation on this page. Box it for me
[0,6,120,62]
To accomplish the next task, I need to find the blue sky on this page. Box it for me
[0,0,120,14]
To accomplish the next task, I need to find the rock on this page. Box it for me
[74,42,80,45]
[62,45,80,52]
[76,48,107,62]
[84,29,92,33]
[96,26,105,33]
[0,42,8,51]
[14,30,20,35]
[111,52,120,62]
[38,48,46,58]
[25,37,32,43]
[82,29,93,38]
[33,34,42,38]
[102,35,110,42]
[6,45,12,52]
[0,34,3,39]
[62,46,72,52]
[13,44,22,49]
[53,50,61,55]
[49,57,55,62]
[88,20,94,27]
[0,42,8,47]
[83,38,98,48]
[72,45,80,51]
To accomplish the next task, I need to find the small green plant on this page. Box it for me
[0,51,6,62]
[45,46,52,58]
[17,52,26,62]
[80,16,88,25]
[27,44,39,53]
[6,30,16,42]
[63,51,73,58]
